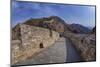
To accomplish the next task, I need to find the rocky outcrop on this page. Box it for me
[11,24,59,64]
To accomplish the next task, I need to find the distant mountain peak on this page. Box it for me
[69,23,91,34]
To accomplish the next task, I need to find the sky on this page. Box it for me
[11,0,96,27]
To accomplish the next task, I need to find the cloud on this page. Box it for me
[28,3,60,17]
[12,1,95,27]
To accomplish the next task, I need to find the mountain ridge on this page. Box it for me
[19,16,90,34]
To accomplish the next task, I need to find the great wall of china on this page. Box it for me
[12,24,59,64]
[11,16,96,66]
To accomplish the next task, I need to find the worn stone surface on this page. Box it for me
[15,37,67,65]
[11,24,59,65]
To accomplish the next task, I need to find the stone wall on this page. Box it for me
[11,24,59,65]
[15,37,67,65]
[63,32,96,61]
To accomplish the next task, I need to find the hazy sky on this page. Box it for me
[11,0,96,27]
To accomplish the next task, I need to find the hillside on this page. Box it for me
[23,16,91,34]
[69,24,91,33]
[24,16,68,34]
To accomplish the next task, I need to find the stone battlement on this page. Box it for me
[11,24,59,64]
